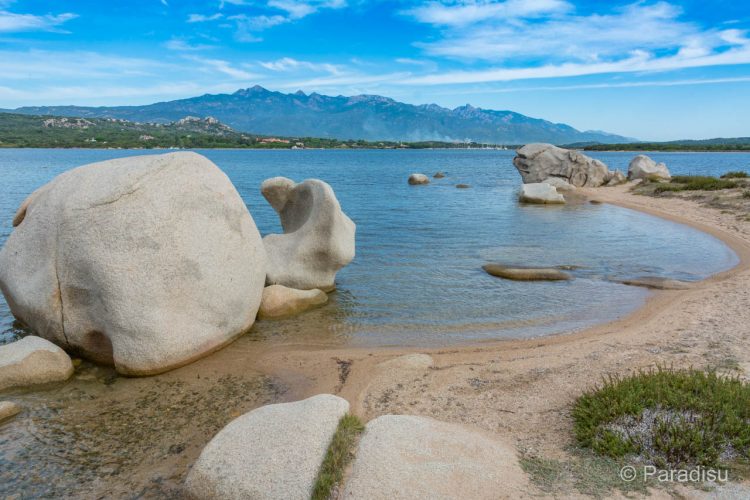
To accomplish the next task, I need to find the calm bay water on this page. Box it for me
[0,149,743,347]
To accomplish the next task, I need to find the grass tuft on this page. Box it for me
[654,175,739,194]
[572,367,750,469]
[312,414,365,500]
[721,171,749,179]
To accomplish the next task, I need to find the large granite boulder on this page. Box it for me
[257,284,328,320]
[343,415,530,499]
[185,394,350,500]
[628,155,671,181]
[0,152,267,375]
[519,183,565,204]
[261,177,355,292]
[0,336,73,390]
[513,143,613,187]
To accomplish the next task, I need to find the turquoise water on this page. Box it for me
[0,149,742,347]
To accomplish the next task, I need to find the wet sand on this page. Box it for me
[1,183,749,497]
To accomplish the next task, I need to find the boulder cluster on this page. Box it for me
[512,143,670,204]
[0,152,356,376]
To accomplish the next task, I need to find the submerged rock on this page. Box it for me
[408,173,430,185]
[617,277,692,290]
[0,152,267,375]
[343,415,530,499]
[433,171,446,179]
[519,183,565,204]
[628,155,671,181]
[258,285,328,320]
[456,184,471,189]
[513,143,613,187]
[0,401,21,422]
[483,264,572,281]
[0,336,73,390]
[261,177,356,292]
[185,394,349,500]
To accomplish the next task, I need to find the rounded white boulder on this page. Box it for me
[0,152,267,375]
[261,177,355,292]
[0,336,73,390]
[408,173,430,185]
[519,183,566,204]
[628,155,671,181]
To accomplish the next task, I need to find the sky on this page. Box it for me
[0,0,748,140]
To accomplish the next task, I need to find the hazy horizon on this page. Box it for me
[1,1,748,141]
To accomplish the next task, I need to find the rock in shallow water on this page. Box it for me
[483,264,572,281]
[0,152,267,375]
[519,183,566,204]
[617,277,693,290]
[257,284,328,319]
[261,177,356,292]
[514,143,613,187]
[185,394,350,500]
[343,415,530,500]
[0,336,73,390]
[0,401,21,422]
[408,173,430,185]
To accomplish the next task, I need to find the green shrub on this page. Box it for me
[312,414,365,500]
[655,175,739,193]
[721,171,749,179]
[743,190,750,199]
[572,368,750,468]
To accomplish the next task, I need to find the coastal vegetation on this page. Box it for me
[312,414,365,500]
[573,368,750,469]
[584,138,750,152]
[0,112,512,150]
[653,175,740,193]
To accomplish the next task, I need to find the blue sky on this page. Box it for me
[0,0,748,140]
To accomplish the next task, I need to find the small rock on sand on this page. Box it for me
[343,415,530,499]
[408,174,430,185]
[0,401,21,422]
[185,394,349,500]
[483,264,572,281]
[258,285,328,319]
[0,336,74,391]
[617,277,693,290]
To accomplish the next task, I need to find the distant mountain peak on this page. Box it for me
[8,86,636,144]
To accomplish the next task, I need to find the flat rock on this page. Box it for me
[455,184,471,189]
[0,401,21,422]
[185,394,349,500]
[519,183,565,204]
[258,285,328,319]
[0,336,74,390]
[628,155,671,181]
[483,264,572,281]
[408,173,430,185]
[262,177,356,292]
[617,277,693,290]
[343,415,530,500]
[514,143,614,187]
[0,152,267,375]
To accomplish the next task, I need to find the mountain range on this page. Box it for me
[3,86,636,145]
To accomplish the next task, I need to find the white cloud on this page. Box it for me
[187,13,223,23]
[222,0,347,41]
[185,56,260,80]
[258,57,343,74]
[404,0,572,26]
[164,38,215,51]
[0,10,77,33]
[267,0,347,19]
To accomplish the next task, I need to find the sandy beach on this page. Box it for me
[243,183,750,497]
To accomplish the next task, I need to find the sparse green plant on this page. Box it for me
[312,414,365,500]
[721,171,749,179]
[654,175,739,193]
[742,190,750,199]
[572,367,750,469]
